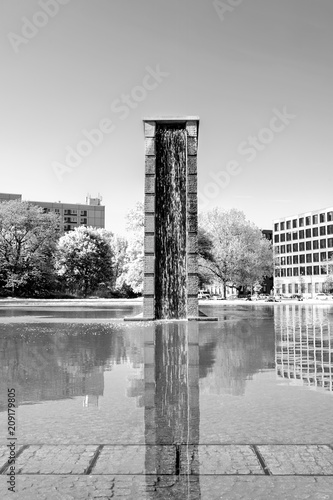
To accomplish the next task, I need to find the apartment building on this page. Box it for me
[0,193,105,232]
[273,207,333,296]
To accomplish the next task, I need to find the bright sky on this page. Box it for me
[1,0,332,234]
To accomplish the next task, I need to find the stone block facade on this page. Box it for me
[143,117,199,319]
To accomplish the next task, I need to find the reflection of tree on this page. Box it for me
[0,323,129,410]
[199,316,275,396]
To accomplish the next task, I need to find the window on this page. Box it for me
[274,223,279,231]
[275,246,280,254]
[306,241,312,250]
[300,267,305,276]
[320,252,327,261]
[80,210,87,216]
[312,214,318,224]
[275,269,280,277]
[275,257,281,266]
[281,269,286,277]
[321,266,327,275]
[287,256,292,265]
[80,218,87,224]
[288,283,292,293]
[299,230,304,239]
[320,239,326,249]
[328,251,333,259]
[306,229,311,238]
[306,266,312,275]
[312,227,318,237]
[286,232,291,241]
[327,211,333,222]
[293,243,298,252]
[299,242,305,251]
[293,268,299,277]
[54,209,60,213]
[300,255,305,264]
[293,255,298,264]
[320,226,326,236]
[292,231,298,240]
[281,257,286,265]
[287,268,292,277]
[305,216,311,225]
[313,240,319,250]
[328,238,333,248]
[280,233,285,242]
[328,225,333,235]
[274,235,279,243]
[281,245,286,253]
[280,222,285,230]
[313,266,319,275]
[320,213,325,223]
[306,254,312,263]
[286,221,291,229]
[282,284,286,293]
[287,244,292,253]
[299,218,304,227]
[293,219,297,228]
[313,253,319,262]
[294,283,299,292]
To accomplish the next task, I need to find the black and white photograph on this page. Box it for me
[1,1,333,498]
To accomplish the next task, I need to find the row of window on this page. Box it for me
[277,283,326,294]
[63,210,87,216]
[274,225,333,242]
[275,266,328,277]
[275,212,333,231]
[277,252,333,265]
[64,218,88,224]
[275,240,333,253]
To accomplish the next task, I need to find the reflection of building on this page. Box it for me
[144,322,201,497]
[0,192,105,232]
[275,305,333,393]
[273,207,333,296]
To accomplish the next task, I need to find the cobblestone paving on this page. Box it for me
[92,445,175,475]
[1,445,333,499]
[2,475,333,499]
[258,445,333,475]
[180,445,263,475]
[16,445,98,474]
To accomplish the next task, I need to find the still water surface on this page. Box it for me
[0,303,332,447]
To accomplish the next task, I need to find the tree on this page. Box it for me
[199,208,273,297]
[56,226,113,297]
[0,200,60,296]
[117,202,144,294]
[323,256,333,293]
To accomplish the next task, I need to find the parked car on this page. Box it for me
[315,293,329,300]
[291,294,303,301]
[265,296,282,302]
[211,294,224,300]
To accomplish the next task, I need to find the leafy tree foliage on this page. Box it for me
[0,201,59,296]
[56,226,113,297]
[116,202,144,294]
[199,208,273,296]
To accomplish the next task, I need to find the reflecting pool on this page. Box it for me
[0,302,333,498]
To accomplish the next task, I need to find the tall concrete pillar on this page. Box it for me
[143,117,199,320]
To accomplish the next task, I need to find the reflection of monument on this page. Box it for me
[275,305,333,393]
[144,322,201,497]
[142,118,199,320]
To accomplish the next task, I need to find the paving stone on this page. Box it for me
[180,445,264,475]
[258,445,333,475]
[2,475,333,500]
[92,445,175,475]
[16,445,98,474]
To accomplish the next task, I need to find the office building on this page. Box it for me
[273,206,333,296]
[0,193,105,232]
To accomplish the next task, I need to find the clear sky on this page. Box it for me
[1,0,332,234]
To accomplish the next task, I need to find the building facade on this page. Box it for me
[273,207,333,297]
[0,193,105,232]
